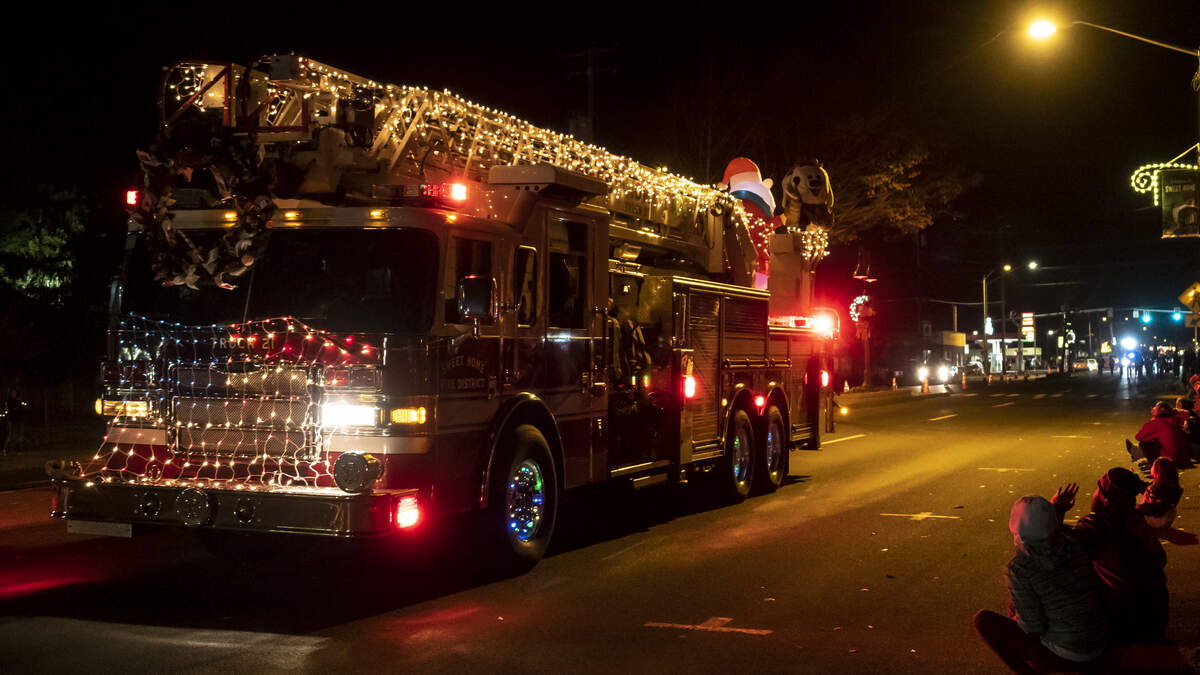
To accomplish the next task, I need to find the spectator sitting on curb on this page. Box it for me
[975,489,1111,673]
[1139,458,1183,530]
[1126,401,1190,466]
[1074,468,1170,644]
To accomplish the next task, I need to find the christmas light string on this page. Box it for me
[84,315,381,490]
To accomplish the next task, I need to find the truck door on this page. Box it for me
[540,209,608,488]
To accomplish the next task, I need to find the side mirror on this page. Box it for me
[456,275,496,327]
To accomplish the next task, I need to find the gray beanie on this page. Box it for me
[1009,495,1057,546]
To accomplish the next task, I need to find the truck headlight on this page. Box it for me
[937,365,949,382]
[321,401,379,427]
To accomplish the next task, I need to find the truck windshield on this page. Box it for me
[122,228,439,333]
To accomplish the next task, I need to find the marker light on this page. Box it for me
[820,370,830,388]
[395,495,420,528]
[223,211,238,222]
[125,189,140,207]
[683,375,697,399]
[390,406,427,425]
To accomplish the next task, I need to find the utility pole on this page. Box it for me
[560,46,617,144]
[982,275,989,377]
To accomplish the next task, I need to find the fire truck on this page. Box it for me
[49,56,835,571]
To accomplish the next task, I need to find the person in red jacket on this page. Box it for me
[1126,401,1190,465]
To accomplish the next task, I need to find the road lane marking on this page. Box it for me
[645,617,772,636]
[1087,394,1098,398]
[992,402,1015,408]
[1034,394,1046,399]
[1006,393,1020,397]
[1051,394,1063,398]
[880,512,961,521]
[989,393,1005,397]
[822,434,866,445]
[977,467,1036,473]
[929,414,957,421]
[963,393,978,397]
[1051,435,1092,439]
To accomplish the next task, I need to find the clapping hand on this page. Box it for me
[1051,482,1078,517]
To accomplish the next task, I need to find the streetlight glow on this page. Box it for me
[1002,264,1012,272]
[1027,261,1038,270]
[1029,20,1057,39]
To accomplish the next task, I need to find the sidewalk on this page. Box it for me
[0,418,106,491]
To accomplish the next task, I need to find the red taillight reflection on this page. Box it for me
[396,495,420,528]
[820,370,830,388]
[125,189,140,207]
[683,375,697,399]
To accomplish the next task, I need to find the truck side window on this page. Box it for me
[513,246,538,327]
[547,220,586,329]
[446,237,493,324]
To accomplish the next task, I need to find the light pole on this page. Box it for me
[981,264,1011,378]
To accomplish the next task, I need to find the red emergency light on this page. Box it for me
[683,374,697,399]
[820,370,831,388]
[125,189,140,207]
[421,182,468,202]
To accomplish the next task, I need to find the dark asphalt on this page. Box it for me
[2,373,1198,673]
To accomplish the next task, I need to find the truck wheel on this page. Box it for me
[482,424,558,574]
[753,405,787,494]
[716,409,755,503]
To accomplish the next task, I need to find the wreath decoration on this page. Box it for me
[129,113,275,290]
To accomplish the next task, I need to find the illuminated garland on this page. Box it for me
[849,295,870,323]
[1130,162,1200,206]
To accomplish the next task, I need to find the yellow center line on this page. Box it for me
[993,402,1015,408]
[929,414,958,421]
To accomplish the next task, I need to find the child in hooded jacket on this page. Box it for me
[975,490,1111,673]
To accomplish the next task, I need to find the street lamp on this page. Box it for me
[1028,18,1199,153]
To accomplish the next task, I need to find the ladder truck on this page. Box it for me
[49,55,836,571]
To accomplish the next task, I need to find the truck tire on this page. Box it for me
[481,424,558,574]
[753,405,787,494]
[715,409,755,503]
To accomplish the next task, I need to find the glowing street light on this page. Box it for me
[1028,21,1057,39]
[1002,264,1012,272]
[1027,261,1038,270]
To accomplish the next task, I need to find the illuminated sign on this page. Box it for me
[1021,312,1034,341]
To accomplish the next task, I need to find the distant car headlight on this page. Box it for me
[918,366,929,381]
[937,366,949,382]
[322,401,379,427]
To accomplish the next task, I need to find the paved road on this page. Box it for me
[2,373,1197,673]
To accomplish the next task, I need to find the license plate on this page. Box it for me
[67,520,133,538]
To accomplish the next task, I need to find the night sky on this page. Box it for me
[4,1,1198,329]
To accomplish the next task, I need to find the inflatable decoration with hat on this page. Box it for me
[721,158,779,288]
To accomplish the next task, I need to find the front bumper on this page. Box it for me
[50,478,417,537]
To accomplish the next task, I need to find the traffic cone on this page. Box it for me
[961,372,967,390]
[891,376,897,390]
[843,380,850,394]
[921,378,929,394]
[987,373,993,386]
